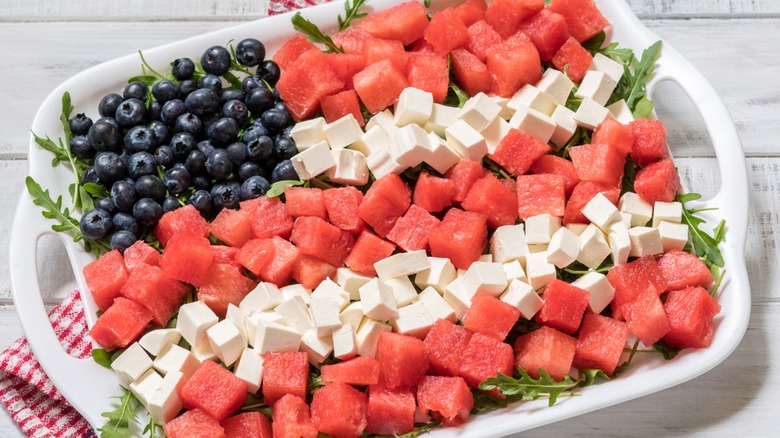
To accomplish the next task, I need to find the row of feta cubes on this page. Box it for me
[288,53,632,183]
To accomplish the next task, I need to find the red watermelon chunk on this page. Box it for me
[323,186,366,235]
[462,292,521,341]
[663,286,721,349]
[291,216,354,267]
[657,250,714,291]
[424,8,470,55]
[366,385,416,435]
[514,325,576,381]
[428,208,488,270]
[375,331,429,390]
[83,249,128,311]
[120,263,187,326]
[321,356,381,386]
[212,245,241,268]
[320,89,365,127]
[466,20,502,63]
[88,297,153,350]
[386,204,441,252]
[197,262,256,317]
[569,142,625,187]
[292,254,337,291]
[450,48,492,97]
[458,332,514,388]
[276,49,345,120]
[413,171,456,213]
[530,154,580,197]
[263,236,301,286]
[363,37,409,71]
[462,174,519,228]
[445,159,487,203]
[563,181,620,225]
[159,232,214,287]
[272,394,317,438]
[572,313,630,375]
[240,196,294,240]
[607,255,668,314]
[551,37,592,83]
[548,0,609,42]
[486,32,543,97]
[181,360,247,422]
[154,204,209,247]
[535,279,590,335]
[622,288,671,346]
[355,1,429,45]
[358,173,411,237]
[164,408,225,438]
[634,158,681,204]
[273,34,317,71]
[353,60,409,114]
[424,319,474,377]
[455,0,488,27]
[331,27,373,55]
[630,118,669,166]
[515,173,566,220]
[485,0,544,39]
[222,412,272,438]
[263,352,310,405]
[122,240,160,272]
[344,230,396,277]
[235,238,274,277]
[210,207,252,248]
[284,186,328,220]
[324,53,366,90]
[490,128,551,176]
[311,382,367,438]
[407,51,449,104]
[592,116,634,156]
[520,9,571,61]
[417,375,474,427]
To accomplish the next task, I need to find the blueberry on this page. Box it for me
[111,180,137,213]
[133,198,164,227]
[169,132,197,161]
[241,124,269,145]
[245,87,275,114]
[69,135,95,160]
[93,152,127,184]
[98,93,124,118]
[151,79,180,103]
[271,159,298,182]
[123,81,148,101]
[240,175,271,200]
[124,125,157,153]
[80,208,113,240]
[94,197,117,215]
[162,196,181,213]
[174,112,202,135]
[260,108,288,133]
[199,74,223,94]
[192,173,213,191]
[241,76,265,94]
[87,120,122,152]
[187,189,213,216]
[172,57,196,80]
[211,180,242,210]
[111,211,139,236]
[127,152,156,179]
[154,145,175,168]
[135,175,166,202]
[196,140,216,157]
[219,88,245,106]
[149,101,162,122]
[200,46,231,76]
[161,99,186,126]
[200,112,221,132]
[222,99,249,126]
[95,116,120,129]
[82,166,100,184]
[205,149,233,180]
[246,135,274,163]
[184,88,219,117]
[273,102,294,125]
[179,79,199,97]
[226,142,248,166]
[238,161,264,181]
[207,117,239,147]
[149,120,170,145]
[110,230,137,253]
[257,60,281,87]
[69,113,93,136]
[115,98,147,128]
[274,136,298,160]
[236,38,266,67]
[185,149,207,174]
[163,167,191,194]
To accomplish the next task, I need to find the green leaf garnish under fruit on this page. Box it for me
[97,387,140,438]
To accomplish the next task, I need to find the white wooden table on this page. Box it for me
[1,0,778,436]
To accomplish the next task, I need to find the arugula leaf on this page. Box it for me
[60,92,74,139]
[598,42,635,65]
[266,179,307,198]
[449,81,470,108]
[394,421,442,437]
[308,371,324,395]
[291,12,344,53]
[677,192,725,268]
[624,41,662,113]
[632,96,655,119]
[97,387,139,438]
[337,0,368,32]
[621,157,639,195]
[479,370,580,407]
[613,339,640,377]
[91,349,113,369]
[653,339,681,360]
[578,368,612,387]
[84,182,110,198]
[143,417,163,438]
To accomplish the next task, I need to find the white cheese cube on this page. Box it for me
[234,348,263,394]
[207,319,246,367]
[148,371,185,425]
[323,114,363,149]
[176,301,218,349]
[130,369,163,408]
[365,109,396,134]
[652,201,683,228]
[502,260,528,283]
[620,212,633,228]
[481,117,513,154]
[339,301,365,329]
[508,105,556,143]
[311,278,350,311]
[487,94,515,120]
[291,141,337,180]
[461,262,509,298]
[575,71,617,106]
[240,282,283,313]
[574,98,609,130]
[281,284,311,305]
[445,119,488,162]
[300,329,334,365]
[566,223,589,236]
[424,132,462,174]
[491,224,530,264]
[153,344,199,380]
[253,320,301,354]
[525,252,557,290]
[424,103,461,137]
[582,192,622,232]
[607,100,634,124]
[225,304,248,344]
[352,125,390,156]
[529,243,549,253]
[139,328,181,357]
[327,148,370,186]
[577,224,612,269]
[608,221,632,266]
[336,268,373,301]
[374,250,431,280]
[478,254,493,263]
[571,271,615,314]
[245,311,285,346]
[290,117,326,151]
[416,286,457,323]
[309,296,343,337]
[628,226,664,257]
[525,214,562,246]
[332,324,358,360]
[191,340,217,363]
[618,192,653,227]
[391,301,434,339]
[389,123,432,167]
[549,105,577,149]
[590,53,625,82]
[111,342,153,384]
[383,276,419,307]
[355,319,392,357]
[546,227,580,268]
[658,221,689,252]
[459,92,502,131]
[442,278,472,320]
[359,278,398,321]
[366,146,408,179]
[500,279,544,320]
[274,296,314,335]
[507,85,556,116]
[394,87,434,127]
[536,68,575,105]
[414,257,457,294]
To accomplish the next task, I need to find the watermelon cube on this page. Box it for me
[240,196,294,240]
[320,90,365,127]
[283,186,328,220]
[88,297,153,350]
[663,286,721,349]
[535,279,590,335]
[592,116,634,156]
[413,171,456,213]
[455,0,488,27]
[221,412,272,438]
[358,173,411,237]
[551,37,592,83]
[159,232,214,287]
[263,352,310,405]
[163,408,225,438]
[569,142,625,187]
[633,158,681,204]
[197,262,257,317]
[273,34,317,71]
[529,154,580,197]
[355,1,429,45]
[331,27,373,55]
[344,230,396,277]
[353,59,409,114]
[310,382,368,438]
[406,51,449,104]
[514,325,576,381]
[154,204,209,247]
[515,173,566,220]
[487,32,543,97]
[466,20,503,63]
[548,0,609,43]
[657,250,714,291]
[424,319,474,377]
[386,204,441,252]
[122,240,160,272]
[462,292,520,341]
[292,254,337,291]
[210,207,252,248]
[450,48,492,97]
[362,37,409,71]
[260,236,301,287]
[622,288,671,346]
[490,128,551,176]
[458,332,514,388]
[83,249,129,311]
[462,174,518,228]
[272,394,317,438]
[607,255,668,313]
[276,49,345,120]
[424,8,470,55]
[120,263,187,326]
[520,9,571,61]
[416,375,474,427]
[563,181,620,225]
[212,245,241,268]
[375,331,429,389]
[321,355,381,386]
[572,313,630,375]
[235,238,275,278]
[324,53,366,90]
[485,0,544,39]
[445,159,487,203]
[323,186,366,235]
[366,385,416,435]
[181,360,247,422]
[291,216,354,267]
[428,208,489,270]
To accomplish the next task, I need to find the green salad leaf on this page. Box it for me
[479,370,580,407]
[291,12,344,53]
[677,192,725,268]
[338,0,368,32]
[97,387,139,438]
[266,179,307,198]
[91,349,113,369]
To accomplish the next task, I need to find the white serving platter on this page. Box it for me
[10,0,750,436]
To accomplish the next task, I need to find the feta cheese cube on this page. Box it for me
[490,224,530,264]
[529,243,549,253]
[628,226,664,257]
[234,348,264,394]
[416,286,457,323]
[311,278,350,310]
[546,226,580,268]
[652,201,683,228]
[549,105,577,149]
[500,279,543,319]
[365,109,396,134]
[536,68,575,105]
[461,262,509,298]
[332,324,358,360]
[507,85,556,116]
[281,284,311,305]
[323,114,363,149]
[620,212,633,228]
[590,53,625,82]
[339,301,365,329]
[291,141,337,180]
[658,221,689,252]
[394,87,434,127]
[274,296,315,335]
[253,320,301,354]
[478,254,493,263]
[139,328,181,357]
[309,296,343,337]
[607,100,634,124]
[618,192,653,227]
[575,71,617,106]
[582,192,622,232]
[191,339,217,363]
[574,98,609,130]
[525,214,562,246]
[502,260,528,283]
[480,117,512,154]
[300,329,334,365]
[374,250,431,280]
[366,146,408,179]
[153,344,199,380]
[336,268,373,301]
[508,105,556,143]
[577,224,612,269]
[571,271,616,314]
[225,304,248,344]
[240,282,283,313]
[414,257,457,294]
[389,123,432,167]
[355,319,392,357]
[207,319,246,367]
[424,132,462,174]
[442,278,472,320]
[359,278,398,321]
[391,301,434,339]
[176,301,219,349]
[525,252,557,290]
[130,369,163,408]
[487,94,515,120]
[148,370,185,424]
[383,276,419,307]
[245,311,285,346]
[445,119,488,162]
[327,148,370,186]
[111,342,153,384]
[566,223,589,236]
[608,221,632,266]
[352,125,390,156]
[290,117,326,151]
[424,103,461,137]
[458,92,502,131]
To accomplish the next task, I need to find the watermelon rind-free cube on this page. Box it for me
[569,142,625,187]
[310,382,368,438]
[490,128,551,176]
[323,186,366,235]
[515,173,566,220]
[283,186,328,220]
[239,196,294,240]
[210,207,252,248]
[455,0,488,27]
[263,351,310,405]
[657,249,715,291]
[486,32,542,97]
[407,51,450,104]
[450,48,492,97]
[592,115,634,156]
[83,249,129,311]
[563,181,620,225]
[548,0,609,43]
[457,332,514,388]
[485,0,544,39]
[355,1,429,45]
[633,158,681,205]
[221,412,272,438]
[292,254,337,291]
[122,240,160,272]
[163,408,226,438]
[461,174,519,229]
[424,7,470,56]
[321,355,381,386]
[417,375,474,427]
[290,216,354,267]
[424,319,474,377]
[353,60,409,114]
[551,37,592,83]
[159,232,215,287]
[375,332,429,390]
[357,173,411,237]
[88,297,153,351]
[572,312,630,375]
[514,325,576,381]
[153,204,209,247]
[386,204,441,252]
[362,38,409,71]
[344,230,396,277]
[366,384,416,436]
[331,27,373,55]
[120,263,188,327]
[272,394,318,438]
[445,159,486,203]
[466,19,503,63]
[181,360,247,422]
[535,279,590,335]
[413,172,456,213]
[462,292,521,341]
[663,286,721,349]
[260,236,301,288]
[276,49,345,121]
[622,288,671,346]
[607,255,668,315]
[529,154,580,197]
[519,9,571,61]
[324,53,366,91]
[320,89,365,127]
[197,262,256,317]
[428,208,488,270]
[235,238,275,278]
[273,34,317,71]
